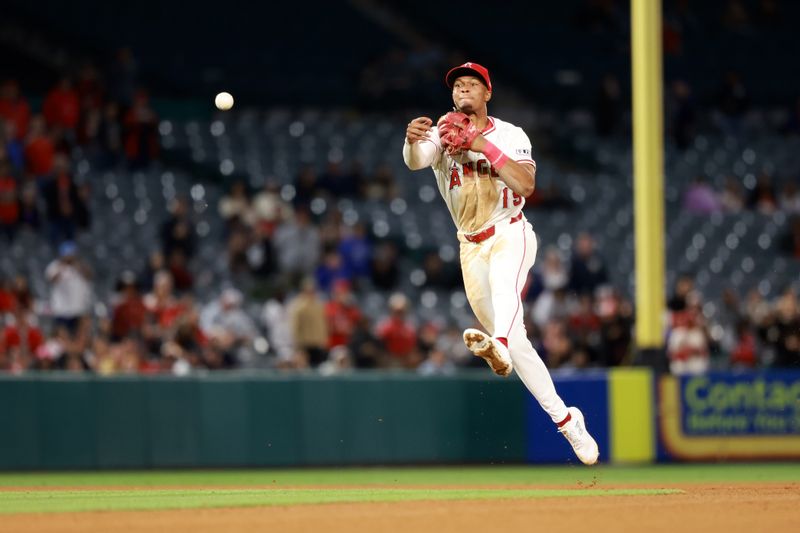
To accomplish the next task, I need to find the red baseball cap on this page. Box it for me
[445,62,492,92]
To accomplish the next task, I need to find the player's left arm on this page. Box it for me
[470,131,535,197]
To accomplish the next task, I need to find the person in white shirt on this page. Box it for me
[402,62,598,465]
[44,241,92,334]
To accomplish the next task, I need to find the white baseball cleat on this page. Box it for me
[463,328,513,377]
[558,407,599,465]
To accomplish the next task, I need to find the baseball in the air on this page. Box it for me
[214,92,234,111]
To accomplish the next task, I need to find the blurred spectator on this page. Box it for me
[0,80,30,140]
[318,345,353,376]
[541,320,586,369]
[111,271,147,341]
[532,286,573,329]
[160,307,212,371]
[539,247,569,293]
[225,220,252,275]
[43,77,80,132]
[435,325,474,367]
[594,74,622,137]
[338,222,372,281]
[292,165,320,207]
[1,307,44,372]
[747,173,777,214]
[252,181,292,236]
[287,278,328,367]
[0,276,15,315]
[123,90,158,167]
[161,197,195,258]
[2,119,25,170]
[218,180,254,229]
[717,287,744,352]
[143,270,187,353]
[17,180,41,232]
[720,176,745,213]
[24,115,55,178]
[167,249,194,293]
[42,154,89,246]
[568,232,608,295]
[778,181,800,214]
[771,288,800,367]
[668,273,695,312]
[45,241,93,336]
[139,250,166,293]
[318,208,344,252]
[95,102,122,168]
[76,64,104,110]
[200,288,258,365]
[325,280,361,349]
[779,216,800,259]
[0,162,18,242]
[376,293,419,368]
[370,241,400,290]
[364,163,399,201]
[318,161,360,198]
[347,315,383,369]
[10,275,33,314]
[422,251,461,290]
[683,175,721,215]
[417,348,456,376]
[667,292,710,375]
[262,289,293,364]
[597,287,633,366]
[315,249,350,293]
[730,320,758,368]
[274,207,320,281]
[417,321,440,357]
[667,80,696,150]
[568,293,602,361]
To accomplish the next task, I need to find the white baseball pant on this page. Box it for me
[459,217,570,424]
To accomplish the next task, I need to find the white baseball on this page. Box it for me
[215,92,234,111]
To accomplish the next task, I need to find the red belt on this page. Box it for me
[464,213,523,243]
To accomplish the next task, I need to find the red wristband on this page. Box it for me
[482,140,509,170]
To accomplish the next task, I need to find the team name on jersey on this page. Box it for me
[449,159,499,190]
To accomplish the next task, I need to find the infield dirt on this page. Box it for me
[4,483,799,533]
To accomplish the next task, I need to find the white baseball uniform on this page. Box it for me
[402,116,569,424]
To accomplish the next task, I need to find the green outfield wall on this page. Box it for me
[3,369,795,469]
[0,373,527,469]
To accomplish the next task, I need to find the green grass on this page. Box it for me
[0,463,797,488]
[0,487,682,514]
[0,463,795,514]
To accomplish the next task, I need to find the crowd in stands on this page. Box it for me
[2,38,799,376]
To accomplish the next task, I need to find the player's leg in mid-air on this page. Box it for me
[460,219,599,465]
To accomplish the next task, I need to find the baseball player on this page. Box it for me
[402,62,599,465]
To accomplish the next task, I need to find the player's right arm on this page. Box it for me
[403,117,441,170]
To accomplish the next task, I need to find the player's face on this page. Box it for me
[452,76,490,113]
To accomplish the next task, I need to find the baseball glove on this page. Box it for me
[437,112,479,155]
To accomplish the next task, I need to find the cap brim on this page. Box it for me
[446,67,490,90]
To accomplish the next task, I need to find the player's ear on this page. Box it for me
[485,90,492,103]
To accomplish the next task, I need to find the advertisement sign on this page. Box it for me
[659,372,800,460]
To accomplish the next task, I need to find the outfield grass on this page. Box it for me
[0,464,795,514]
[0,463,797,487]
[0,487,682,514]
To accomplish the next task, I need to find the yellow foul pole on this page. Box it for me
[631,0,665,350]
